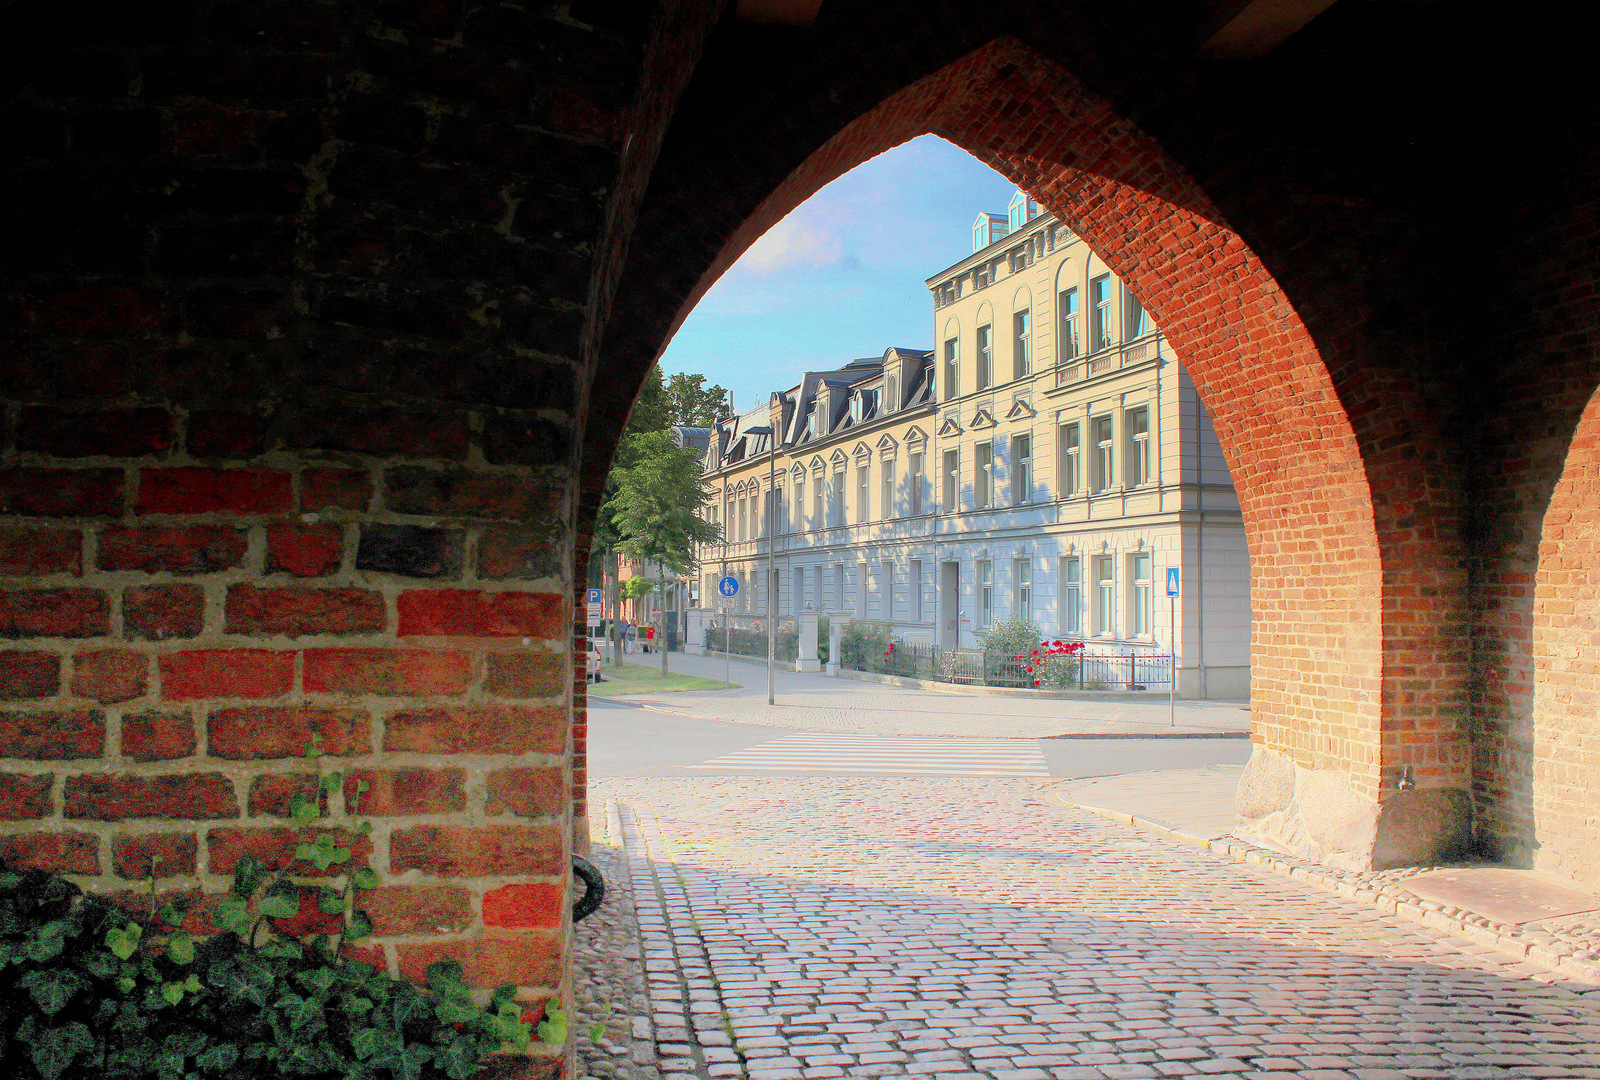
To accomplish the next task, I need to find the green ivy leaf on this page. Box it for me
[304,732,325,760]
[425,960,466,993]
[258,939,303,960]
[117,976,136,994]
[232,855,265,899]
[166,931,195,965]
[210,899,253,936]
[589,1021,607,1042]
[289,792,320,828]
[352,1027,381,1061]
[320,772,343,793]
[342,994,375,1015]
[346,910,373,941]
[351,867,380,891]
[20,968,86,1016]
[316,887,346,915]
[535,999,567,1047]
[17,1015,95,1080]
[434,998,478,1025]
[296,833,352,871]
[156,901,184,928]
[295,966,336,995]
[105,923,142,960]
[257,892,300,919]
[357,820,373,836]
[184,974,202,992]
[194,1044,240,1073]
[160,981,186,1006]
[28,921,69,962]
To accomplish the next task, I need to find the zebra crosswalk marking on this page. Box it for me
[686,733,1049,776]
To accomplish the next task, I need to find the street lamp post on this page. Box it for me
[746,425,778,706]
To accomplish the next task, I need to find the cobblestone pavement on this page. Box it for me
[587,776,1600,1080]
[597,652,1248,739]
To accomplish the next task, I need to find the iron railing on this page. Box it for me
[841,641,1171,690]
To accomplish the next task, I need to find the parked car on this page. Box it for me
[586,637,603,682]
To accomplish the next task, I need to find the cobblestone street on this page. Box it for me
[581,777,1600,1080]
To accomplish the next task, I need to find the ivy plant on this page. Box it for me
[0,738,558,1079]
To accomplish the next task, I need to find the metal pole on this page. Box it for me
[1169,596,1176,727]
[725,606,731,688]
[767,438,777,706]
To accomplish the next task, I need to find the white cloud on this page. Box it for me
[739,213,844,274]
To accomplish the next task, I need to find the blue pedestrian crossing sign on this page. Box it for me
[1166,567,1181,598]
[717,576,739,598]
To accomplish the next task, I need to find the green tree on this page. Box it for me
[609,429,721,675]
[664,371,729,427]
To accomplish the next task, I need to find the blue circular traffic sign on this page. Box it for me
[717,576,739,598]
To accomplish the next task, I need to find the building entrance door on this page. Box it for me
[940,562,959,649]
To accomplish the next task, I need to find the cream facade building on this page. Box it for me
[693,192,1250,697]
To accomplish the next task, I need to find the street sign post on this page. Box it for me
[716,577,738,686]
[1165,568,1180,726]
[585,588,602,628]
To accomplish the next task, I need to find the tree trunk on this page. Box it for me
[659,560,670,676]
[609,547,622,667]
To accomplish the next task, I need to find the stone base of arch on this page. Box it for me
[1234,746,1474,872]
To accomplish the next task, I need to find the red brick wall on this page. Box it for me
[0,414,574,995]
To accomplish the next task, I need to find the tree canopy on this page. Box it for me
[609,429,721,576]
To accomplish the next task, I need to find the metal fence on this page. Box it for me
[702,614,800,662]
[841,641,1171,690]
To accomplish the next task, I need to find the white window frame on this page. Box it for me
[978,559,993,627]
[1013,433,1032,505]
[831,469,845,527]
[910,560,923,622]
[881,460,895,520]
[1090,274,1112,352]
[1125,406,1150,487]
[1062,557,1081,636]
[975,441,994,508]
[976,324,993,390]
[1092,415,1115,493]
[1059,421,1080,497]
[944,338,959,401]
[1059,287,1079,361]
[1094,555,1116,638]
[943,448,959,511]
[1015,558,1031,620]
[1013,309,1031,380]
[1130,553,1152,639]
[909,452,924,515]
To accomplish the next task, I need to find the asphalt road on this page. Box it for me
[587,697,1251,780]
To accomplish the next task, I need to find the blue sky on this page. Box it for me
[657,135,1018,412]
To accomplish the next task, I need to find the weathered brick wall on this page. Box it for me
[1,2,650,1074]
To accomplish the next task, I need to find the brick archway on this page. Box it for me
[1524,387,1600,885]
[604,38,1466,869]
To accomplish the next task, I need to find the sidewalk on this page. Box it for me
[1039,769,1600,985]
[594,647,1250,739]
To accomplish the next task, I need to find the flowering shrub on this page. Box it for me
[1018,639,1086,688]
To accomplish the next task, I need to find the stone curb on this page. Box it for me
[1041,790,1600,988]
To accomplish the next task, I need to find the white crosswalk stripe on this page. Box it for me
[686,733,1049,776]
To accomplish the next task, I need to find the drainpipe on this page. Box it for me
[1195,379,1207,699]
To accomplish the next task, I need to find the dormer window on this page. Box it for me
[972,212,1009,253]
[849,394,862,423]
[1008,190,1038,231]
[885,375,898,413]
[805,409,816,438]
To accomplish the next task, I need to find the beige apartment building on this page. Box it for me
[692,191,1250,697]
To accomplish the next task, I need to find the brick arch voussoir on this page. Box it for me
[650,38,1387,799]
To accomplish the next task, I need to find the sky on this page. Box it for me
[657,135,1019,413]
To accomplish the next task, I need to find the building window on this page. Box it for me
[978,560,992,627]
[1058,288,1079,360]
[834,564,845,611]
[1090,275,1112,351]
[831,469,845,527]
[976,325,992,390]
[885,375,898,413]
[1015,558,1032,620]
[858,563,868,616]
[1013,434,1032,505]
[796,566,806,609]
[944,337,959,400]
[1094,555,1115,637]
[1093,415,1115,492]
[910,560,923,621]
[882,560,894,619]
[857,462,870,524]
[774,484,785,533]
[737,497,747,541]
[909,452,924,515]
[1013,310,1030,379]
[943,448,958,511]
[813,473,825,528]
[1125,406,1150,486]
[794,477,805,531]
[1130,553,1152,638]
[805,409,816,438]
[975,442,993,508]
[1062,557,1081,635]
[881,461,895,520]
[1124,284,1152,339]
[1059,422,1080,497]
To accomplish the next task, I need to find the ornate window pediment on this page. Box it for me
[829,448,849,466]
[904,425,928,447]
[1005,398,1036,421]
[937,415,964,438]
[969,407,997,429]
[852,441,872,462]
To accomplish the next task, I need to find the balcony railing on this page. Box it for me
[1055,332,1163,388]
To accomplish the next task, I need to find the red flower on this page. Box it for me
[1032,680,1041,686]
